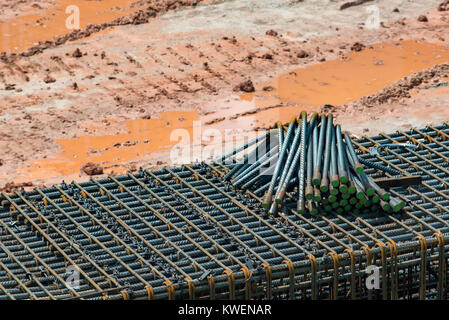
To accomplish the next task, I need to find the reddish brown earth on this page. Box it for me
[0,0,448,191]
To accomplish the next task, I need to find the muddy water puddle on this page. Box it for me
[8,111,199,182]
[0,0,143,53]
[250,40,449,107]
[213,40,449,128]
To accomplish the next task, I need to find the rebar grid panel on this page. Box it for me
[0,124,449,300]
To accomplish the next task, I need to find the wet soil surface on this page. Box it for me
[0,0,448,190]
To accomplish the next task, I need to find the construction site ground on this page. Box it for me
[0,0,448,190]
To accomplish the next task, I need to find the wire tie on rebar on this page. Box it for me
[433,232,445,247]
[344,248,356,297]
[307,254,318,299]
[361,245,371,265]
[415,235,428,300]
[121,289,129,300]
[282,259,295,298]
[375,242,386,257]
[208,274,215,300]
[328,252,339,299]
[241,266,251,299]
[223,269,236,300]
[185,276,195,300]
[386,240,398,299]
[145,285,154,300]
[163,280,175,300]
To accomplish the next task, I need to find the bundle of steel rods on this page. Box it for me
[218,111,406,216]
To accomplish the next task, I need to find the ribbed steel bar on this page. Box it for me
[320,115,333,193]
[0,215,80,299]
[47,185,159,293]
[263,118,296,208]
[144,170,247,270]
[297,111,309,214]
[184,165,312,258]
[33,188,133,290]
[14,192,105,294]
[2,192,88,298]
[0,240,55,299]
[123,174,234,273]
[92,177,210,276]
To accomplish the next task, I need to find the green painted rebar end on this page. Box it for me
[355,165,364,175]
[382,203,391,211]
[311,209,319,215]
[349,197,357,205]
[340,199,348,206]
[348,186,356,194]
[353,208,360,215]
[336,207,344,214]
[359,196,368,204]
[320,185,328,193]
[356,192,365,200]
[306,194,313,200]
[332,202,339,209]
[313,179,321,186]
[372,195,380,203]
[382,193,390,201]
[355,202,363,209]
[339,184,348,194]
[329,195,337,203]
[341,193,350,199]
[344,204,352,211]
[366,188,375,197]
[313,195,321,202]
[331,179,340,188]
[325,205,332,212]
[330,188,338,196]
[340,176,349,184]
[321,198,329,205]
[298,209,305,215]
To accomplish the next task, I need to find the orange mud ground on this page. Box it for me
[0,0,449,190]
[0,0,143,53]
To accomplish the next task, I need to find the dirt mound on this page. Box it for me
[438,1,449,11]
[81,162,104,176]
[359,62,449,106]
[72,48,83,58]
[0,181,33,193]
[417,15,428,22]
[297,50,309,58]
[234,80,255,93]
[351,42,365,52]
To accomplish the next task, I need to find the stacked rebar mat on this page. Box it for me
[1,123,449,300]
[220,111,406,216]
